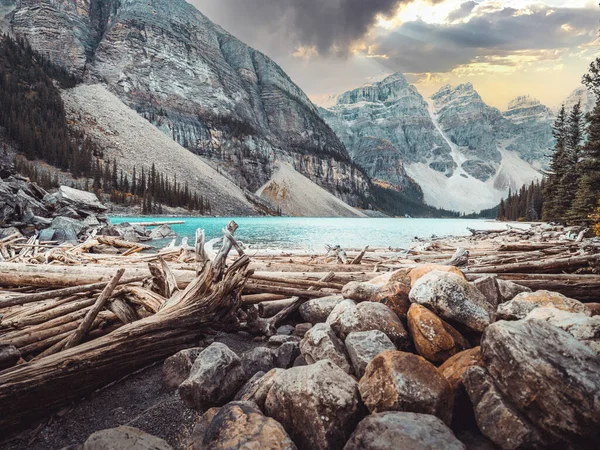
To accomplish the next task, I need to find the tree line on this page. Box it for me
[497,180,545,221]
[1,34,213,215]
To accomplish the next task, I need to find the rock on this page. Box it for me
[299,323,352,374]
[586,302,600,316]
[482,320,600,443]
[55,186,107,213]
[293,355,307,367]
[0,345,21,371]
[525,307,600,354]
[178,343,246,410]
[327,300,410,349]
[409,271,495,332]
[56,206,82,219]
[268,335,301,346]
[299,295,344,323]
[496,279,532,302]
[264,360,364,450]
[293,323,312,337]
[162,347,204,391]
[473,276,502,308]
[194,401,296,450]
[409,264,466,287]
[82,215,101,228]
[497,290,591,320]
[98,226,123,238]
[49,227,79,244]
[275,341,300,369]
[241,347,275,378]
[189,408,221,450]
[0,227,21,240]
[358,351,454,425]
[463,366,548,450]
[438,347,482,393]
[83,426,171,450]
[344,330,396,378]
[277,325,295,336]
[343,412,466,450]
[235,368,284,410]
[149,224,177,240]
[407,304,469,363]
[343,279,412,319]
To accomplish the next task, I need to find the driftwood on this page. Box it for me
[468,254,600,274]
[447,248,470,267]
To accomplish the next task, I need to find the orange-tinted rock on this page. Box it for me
[407,304,470,363]
[358,351,454,425]
[497,290,591,320]
[438,347,482,391]
[409,264,466,287]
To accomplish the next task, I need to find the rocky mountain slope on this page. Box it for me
[563,86,596,115]
[8,0,370,209]
[321,75,548,213]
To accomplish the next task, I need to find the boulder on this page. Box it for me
[407,304,469,363]
[344,330,396,378]
[409,264,466,287]
[473,276,502,308]
[162,347,203,391]
[235,368,285,410]
[342,280,411,319]
[299,295,344,323]
[586,302,600,316]
[343,412,466,450]
[264,360,364,450]
[83,426,171,450]
[358,351,454,425]
[275,341,300,369]
[482,320,600,443]
[277,325,295,336]
[178,343,246,410]
[526,307,600,354]
[497,290,590,320]
[55,186,107,213]
[497,279,532,302]
[327,300,410,349]
[241,347,276,378]
[463,366,548,450]
[194,401,297,450]
[299,323,352,374]
[293,323,312,337]
[0,345,20,371]
[149,224,177,240]
[438,347,482,393]
[189,408,221,450]
[409,271,495,332]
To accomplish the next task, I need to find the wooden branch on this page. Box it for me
[468,254,600,274]
[63,269,125,350]
[351,246,369,265]
[213,221,239,280]
[148,258,179,299]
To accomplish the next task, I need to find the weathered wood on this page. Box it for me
[64,269,125,350]
[258,298,297,317]
[108,298,139,324]
[213,221,239,280]
[447,247,469,267]
[148,258,179,299]
[467,254,600,274]
[243,283,331,299]
[248,274,344,290]
[351,246,369,265]
[242,294,287,304]
[96,236,153,250]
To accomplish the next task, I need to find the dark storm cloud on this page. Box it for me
[369,4,599,74]
[192,0,430,56]
[447,1,476,22]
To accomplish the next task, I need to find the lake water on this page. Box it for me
[110,217,525,251]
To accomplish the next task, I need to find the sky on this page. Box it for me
[190,0,600,110]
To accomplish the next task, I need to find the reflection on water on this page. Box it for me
[110,217,519,251]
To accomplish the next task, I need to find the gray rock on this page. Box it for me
[299,295,345,323]
[55,186,107,213]
[293,323,312,337]
[344,330,396,379]
[409,271,496,332]
[463,365,548,450]
[344,412,466,450]
[497,279,532,303]
[277,325,295,336]
[162,347,204,391]
[241,347,275,378]
[264,360,364,450]
[300,323,353,374]
[525,307,600,354]
[0,345,20,371]
[149,224,177,240]
[50,216,86,235]
[326,300,410,349]
[473,276,502,308]
[274,341,300,369]
[268,335,301,346]
[482,320,600,443]
[235,368,284,410]
[83,215,101,227]
[83,426,171,450]
[178,343,246,410]
[293,354,307,367]
[497,290,590,320]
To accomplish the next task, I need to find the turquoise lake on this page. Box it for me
[110,217,523,251]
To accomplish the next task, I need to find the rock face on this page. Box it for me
[344,412,466,450]
[11,0,370,207]
[327,300,410,349]
[299,295,345,324]
[299,323,352,374]
[358,351,454,425]
[264,360,364,450]
[196,401,297,450]
[344,330,396,378]
[409,271,496,332]
[497,290,590,320]
[178,343,246,410]
[162,347,203,392]
[83,426,171,450]
[481,320,600,443]
[407,304,469,363]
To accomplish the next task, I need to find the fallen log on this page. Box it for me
[467,254,600,274]
[242,283,331,299]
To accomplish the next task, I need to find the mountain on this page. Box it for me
[563,86,596,115]
[320,75,546,213]
[8,0,369,209]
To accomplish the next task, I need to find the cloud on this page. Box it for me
[447,1,477,22]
